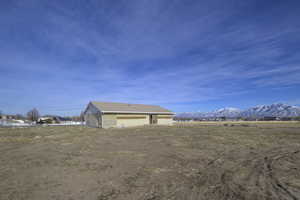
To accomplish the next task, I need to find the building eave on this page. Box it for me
[102,111,174,115]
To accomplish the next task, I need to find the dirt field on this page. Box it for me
[1,122,300,200]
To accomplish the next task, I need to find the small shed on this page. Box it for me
[84,101,174,128]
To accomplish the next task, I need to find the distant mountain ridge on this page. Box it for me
[241,103,300,118]
[176,103,300,119]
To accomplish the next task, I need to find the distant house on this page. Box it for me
[37,117,59,124]
[84,101,174,128]
[0,115,15,120]
[261,116,277,121]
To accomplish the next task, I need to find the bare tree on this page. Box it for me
[27,108,40,122]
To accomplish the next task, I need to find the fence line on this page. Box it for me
[0,120,85,128]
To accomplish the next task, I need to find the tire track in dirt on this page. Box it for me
[192,147,300,200]
[124,147,300,200]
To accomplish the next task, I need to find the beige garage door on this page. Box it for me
[116,115,149,127]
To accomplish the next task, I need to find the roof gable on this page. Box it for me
[90,101,173,114]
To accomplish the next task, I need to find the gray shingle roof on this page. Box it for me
[90,101,173,114]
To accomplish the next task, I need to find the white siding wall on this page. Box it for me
[157,115,174,125]
[157,118,173,125]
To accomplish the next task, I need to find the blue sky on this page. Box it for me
[0,0,300,115]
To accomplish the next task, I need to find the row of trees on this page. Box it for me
[26,108,85,122]
[1,108,84,122]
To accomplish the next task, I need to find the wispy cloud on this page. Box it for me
[0,0,300,114]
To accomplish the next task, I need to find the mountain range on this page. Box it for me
[176,103,300,119]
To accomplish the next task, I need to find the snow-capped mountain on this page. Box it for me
[240,103,300,117]
[176,107,241,118]
[213,107,242,118]
[176,103,300,119]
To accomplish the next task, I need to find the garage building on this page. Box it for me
[84,101,174,128]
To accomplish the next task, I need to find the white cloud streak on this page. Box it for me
[0,0,300,114]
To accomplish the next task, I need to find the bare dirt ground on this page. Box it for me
[0,122,300,200]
